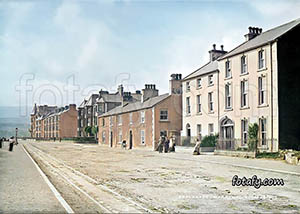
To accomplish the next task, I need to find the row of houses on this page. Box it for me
[30,18,300,152]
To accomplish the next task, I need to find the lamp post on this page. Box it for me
[15,128,18,144]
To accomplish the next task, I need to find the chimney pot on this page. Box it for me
[221,45,224,51]
[213,44,216,50]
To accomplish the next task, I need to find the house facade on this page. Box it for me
[182,18,300,152]
[98,74,182,150]
[77,86,141,137]
[30,104,77,139]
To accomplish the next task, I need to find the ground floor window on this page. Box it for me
[197,124,202,141]
[259,118,267,146]
[102,131,106,143]
[208,123,214,135]
[241,119,248,145]
[186,124,191,137]
[141,130,145,144]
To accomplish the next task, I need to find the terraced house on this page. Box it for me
[182,18,300,152]
[98,74,182,150]
[30,104,77,139]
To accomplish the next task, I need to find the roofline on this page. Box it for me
[182,69,219,82]
[99,94,171,118]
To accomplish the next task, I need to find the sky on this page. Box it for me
[1,0,300,114]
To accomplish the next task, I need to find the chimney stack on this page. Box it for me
[209,44,227,62]
[141,84,159,102]
[244,26,262,41]
[169,74,182,94]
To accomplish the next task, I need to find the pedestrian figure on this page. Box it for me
[169,135,176,152]
[9,136,15,152]
[0,137,3,149]
[193,137,201,155]
[157,136,164,153]
[59,137,62,142]
[164,138,169,153]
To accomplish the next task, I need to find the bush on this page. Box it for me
[200,135,217,147]
[248,123,258,152]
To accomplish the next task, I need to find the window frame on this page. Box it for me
[141,130,145,145]
[197,78,202,88]
[258,76,267,105]
[241,55,247,74]
[258,49,265,69]
[225,83,232,109]
[186,97,191,115]
[208,74,214,86]
[259,118,267,146]
[140,111,145,123]
[208,92,213,112]
[160,109,168,121]
[186,81,190,92]
[225,60,231,78]
[241,119,248,145]
[241,80,248,107]
[196,94,201,113]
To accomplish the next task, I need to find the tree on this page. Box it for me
[248,123,259,153]
[91,126,98,139]
[84,126,92,137]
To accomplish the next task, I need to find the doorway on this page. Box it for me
[110,131,113,147]
[129,130,133,149]
[220,117,234,150]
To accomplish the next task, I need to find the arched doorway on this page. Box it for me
[220,117,234,150]
[186,123,191,137]
[129,130,133,149]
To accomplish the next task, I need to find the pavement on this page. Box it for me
[0,141,66,213]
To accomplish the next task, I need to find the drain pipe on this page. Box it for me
[270,42,274,152]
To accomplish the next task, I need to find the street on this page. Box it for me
[0,141,70,213]
[18,140,300,213]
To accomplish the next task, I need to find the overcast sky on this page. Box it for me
[1,0,300,109]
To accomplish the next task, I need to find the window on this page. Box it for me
[197,78,202,88]
[225,60,231,78]
[259,118,267,145]
[186,82,190,91]
[118,115,122,125]
[186,97,191,114]
[208,75,213,85]
[129,113,133,124]
[87,118,91,126]
[160,109,168,120]
[109,116,113,126]
[141,130,145,144]
[197,124,202,140]
[241,55,247,74]
[258,76,267,105]
[208,124,214,135]
[102,118,105,126]
[196,95,201,113]
[241,80,248,107]
[87,107,91,114]
[225,83,232,109]
[258,50,265,69]
[102,131,106,143]
[118,129,122,142]
[140,111,145,123]
[98,104,103,113]
[208,92,213,112]
[241,119,248,145]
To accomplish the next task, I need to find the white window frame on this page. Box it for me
[241,55,247,74]
[186,97,191,115]
[258,76,267,105]
[241,80,248,107]
[225,83,232,109]
[225,60,231,78]
[196,95,201,113]
[197,124,202,140]
[259,118,267,146]
[241,119,248,145]
[141,130,145,145]
[129,113,133,124]
[208,123,214,135]
[258,49,265,69]
[118,115,122,125]
[208,74,214,86]
[197,78,202,88]
[208,92,213,112]
[140,111,145,123]
[186,81,190,91]
[160,109,168,121]
[109,116,113,127]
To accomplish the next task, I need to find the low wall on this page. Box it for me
[200,147,215,152]
[214,150,256,158]
[285,153,300,165]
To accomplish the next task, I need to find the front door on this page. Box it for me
[129,130,133,149]
[110,131,113,147]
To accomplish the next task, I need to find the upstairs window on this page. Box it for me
[197,78,202,88]
[196,95,201,113]
[186,82,190,91]
[208,92,213,112]
[241,80,248,107]
[118,115,122,125]
[186,97,191,114]
[129,113,133,124]
[225,83,232,109]
[258,76,267,105]
[160,109,168,121]
[225,60,231,78]
[241,55,247,74]
[208,75,214,86]
[258,50,265,69]
[140,111,145,123]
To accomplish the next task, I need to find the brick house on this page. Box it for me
[30,104,77,139]
[98,74,182,150]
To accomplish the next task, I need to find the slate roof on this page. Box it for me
[220,18,300,59]
[98,93,122,103]
[101,93,170,117]
[183,60,218,81]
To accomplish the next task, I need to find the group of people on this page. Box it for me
[156,135,176,153]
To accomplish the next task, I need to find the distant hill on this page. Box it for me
[0,106,31,138]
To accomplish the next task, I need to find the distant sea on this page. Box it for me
[0,106,32,137]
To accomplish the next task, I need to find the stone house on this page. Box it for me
[98,74,182,150]
[182,18,300,152]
